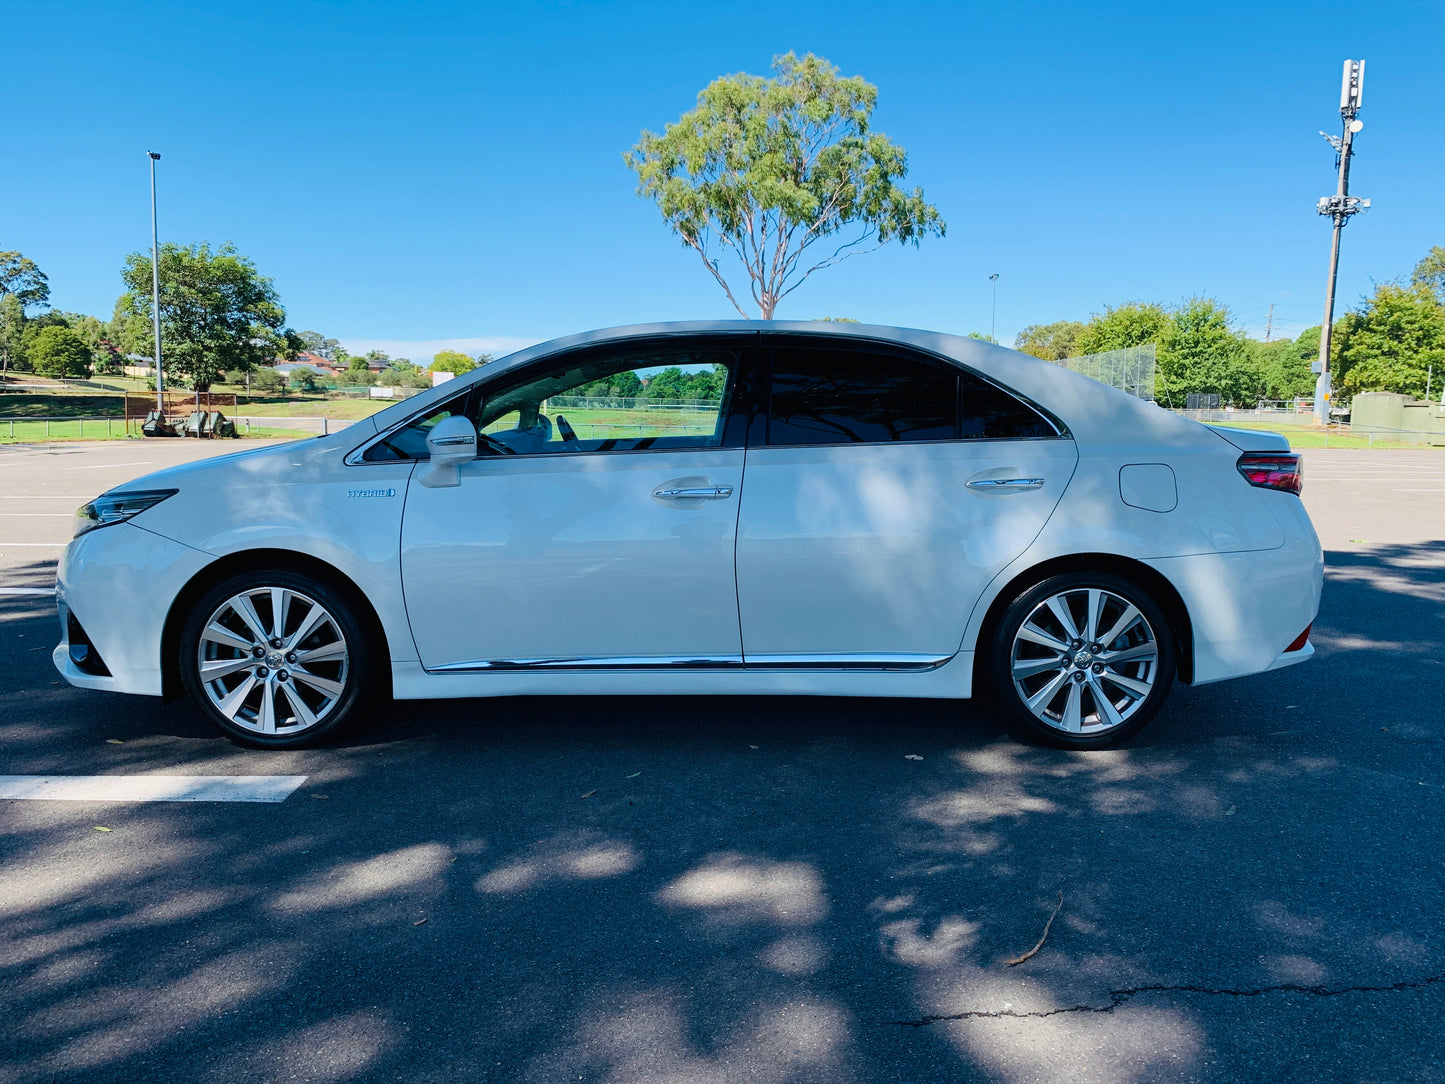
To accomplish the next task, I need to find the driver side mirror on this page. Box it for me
[419,415,478,488]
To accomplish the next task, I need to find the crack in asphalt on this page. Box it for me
[888,974,1445,1027]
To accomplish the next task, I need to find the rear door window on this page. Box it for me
[765,342,1056,445]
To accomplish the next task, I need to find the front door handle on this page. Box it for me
[653,485,734,500]
[965,477,1045,492]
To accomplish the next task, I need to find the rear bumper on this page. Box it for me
[1149,500,1322,686]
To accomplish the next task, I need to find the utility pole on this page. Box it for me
[147,151,165,414]
[1313,60,1370,426]
[988,273,999,343]
[1264,303,1274,344]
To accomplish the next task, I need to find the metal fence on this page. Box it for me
[545,396,723,412]
[1048,345,1156,401]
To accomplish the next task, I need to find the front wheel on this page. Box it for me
[987,572,1176,749]
[179,570,375,748]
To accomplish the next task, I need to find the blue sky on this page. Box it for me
[7,0,1443,362]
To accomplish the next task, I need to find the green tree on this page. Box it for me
[1157,298,1261,405]
[0,294,26,375]
[289,366,321,392]
[336,357,377,386]
[625,52,944,318]
[1075,302,1171,355]
[1334,283,1445,399]
[30,325,93,378]
[297,331,342,361]
[430,350,478,376]
[1411,246,1445,303]
[112,242,297,391]
[0,252,50,311]
[0,252,51,375]
[576,370,644,399]
[1253,328,1318,401]
[1015,320,1086,360]
[251,367,285,392]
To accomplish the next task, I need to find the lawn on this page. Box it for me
[0,390,390,421]
[1207,419,1441,449]
[0,419,307,444]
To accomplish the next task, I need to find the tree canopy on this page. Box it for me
[1015,321,1085,361]
[0,252,50,312]
[430,350,482,375]
[1411,246,1445,303]
[625,52,944,318]
[112,243,298,391]
[30,325,92,379]
[1334,283,1445,400]
[298,331,342,361]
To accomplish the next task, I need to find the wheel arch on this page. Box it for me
[971,552,1195,690]
[161,549,393,702]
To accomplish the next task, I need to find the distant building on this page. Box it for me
[272,351,341,376]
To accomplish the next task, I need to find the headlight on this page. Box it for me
[74,489,178,537]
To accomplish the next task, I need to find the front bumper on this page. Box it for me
[54,522,214,696]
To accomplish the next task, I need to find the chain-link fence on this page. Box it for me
[1048,345,1156,401]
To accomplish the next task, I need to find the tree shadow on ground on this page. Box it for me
[2,544,1443,1083]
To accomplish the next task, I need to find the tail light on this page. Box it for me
[1237,452,1303,495]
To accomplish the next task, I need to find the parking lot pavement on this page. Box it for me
[0,439,291,593]
[1,443,1443,1083]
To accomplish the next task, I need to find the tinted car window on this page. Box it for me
[957,370,1058,439]
[767,347,958,445]
[362,391,470,462]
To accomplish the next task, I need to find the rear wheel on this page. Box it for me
[987,572,1176,748]
[179,570,374,748]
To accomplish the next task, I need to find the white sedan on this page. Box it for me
[54,322,1322,749]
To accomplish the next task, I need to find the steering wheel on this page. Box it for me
[555,413,580,450]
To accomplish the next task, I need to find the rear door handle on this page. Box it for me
[653,485,734,500]
[965,477,1045,491]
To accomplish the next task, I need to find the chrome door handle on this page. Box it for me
[653,485,734,500]
[966,477,1045,491]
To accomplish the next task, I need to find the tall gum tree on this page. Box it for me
[625,52,944,319]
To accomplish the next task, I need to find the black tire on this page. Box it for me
[179,569,375,749]
[986,571,1177,749]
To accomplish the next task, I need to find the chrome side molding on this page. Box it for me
[426,653,951,674]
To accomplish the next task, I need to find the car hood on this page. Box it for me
[106,420,379,497]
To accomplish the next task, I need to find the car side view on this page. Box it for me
[55,322,1323,749]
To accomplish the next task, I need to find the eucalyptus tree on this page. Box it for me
[625,52,944,318]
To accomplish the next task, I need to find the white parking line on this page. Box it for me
[0,542,66,547]
[0,513,74,517]
[0,588,55,596]
[66,461,153,471]
[0,775,308,803]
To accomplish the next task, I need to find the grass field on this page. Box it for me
[1208,419,1441,450]
[0,419,307,444]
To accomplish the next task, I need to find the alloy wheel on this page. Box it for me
[194,586,350,736]
[1008,586,1161,736]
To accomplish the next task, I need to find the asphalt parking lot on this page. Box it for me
[1,439,1443,1083]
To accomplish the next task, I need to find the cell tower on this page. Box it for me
[1313,60,1370,426]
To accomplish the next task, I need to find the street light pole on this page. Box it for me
[988,273,1000,343]
[147,151,165,415]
